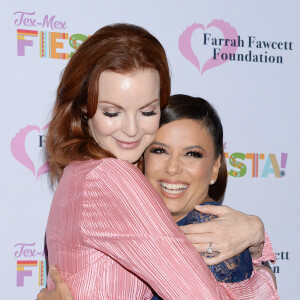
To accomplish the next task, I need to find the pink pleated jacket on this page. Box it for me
[47,158,279,299]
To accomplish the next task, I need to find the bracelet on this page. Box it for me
[249,242,264,255]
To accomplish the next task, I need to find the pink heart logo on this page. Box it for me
[179,20,238,74]
[11,124,49,179]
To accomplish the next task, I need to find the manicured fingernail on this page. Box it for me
[49,265,55,270]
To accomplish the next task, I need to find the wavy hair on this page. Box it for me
[47,23,170,180]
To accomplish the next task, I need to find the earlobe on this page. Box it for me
[210,155,221,184]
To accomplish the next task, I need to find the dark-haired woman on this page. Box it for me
[40,23,271,300]
[145,94,278,299]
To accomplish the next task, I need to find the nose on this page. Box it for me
[122,114,139,137]
[165,155,182,176]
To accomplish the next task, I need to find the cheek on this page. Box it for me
[90,116,119,137]
[142,115,160,135]
[144,155,154,179]
[144,154,162,179]
[189,162,211,182]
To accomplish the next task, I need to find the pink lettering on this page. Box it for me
[14,11,36,26]
[14,242,35,257]
[14,11,67,30]
[14,242,43,258]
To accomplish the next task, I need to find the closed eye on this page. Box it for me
[103,111,119,118]
[186,151,203,158]
[141,111,157,117]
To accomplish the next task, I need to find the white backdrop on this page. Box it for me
[1,1,298,299]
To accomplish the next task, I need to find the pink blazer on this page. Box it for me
[47,158,279,299]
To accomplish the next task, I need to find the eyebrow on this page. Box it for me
[148,142,206,153]
[184,145,205,152]
[99,99,159,110]
[148,141,169,148]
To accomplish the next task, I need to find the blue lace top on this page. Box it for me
[151,201,253,299]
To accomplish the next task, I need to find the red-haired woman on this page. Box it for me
[39,24,270,299]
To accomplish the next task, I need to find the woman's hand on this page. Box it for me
[180,205,265,265]
[37,265,73,300]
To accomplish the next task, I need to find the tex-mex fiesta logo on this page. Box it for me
[11,126,288,179]
[14,11,88,59]
[178,20,294,74]
[14,242,46,287]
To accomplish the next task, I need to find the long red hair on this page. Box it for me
[46,23,170,180]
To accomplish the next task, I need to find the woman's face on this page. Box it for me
[88,69,161,163]
[144,119,220,222]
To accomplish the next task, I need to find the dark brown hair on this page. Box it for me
[47,23,170,180]
[159,94,227,201]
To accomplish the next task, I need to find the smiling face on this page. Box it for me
[144,119,221,222]
[88,69,161,163]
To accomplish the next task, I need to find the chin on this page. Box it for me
[164,203,181,214]
[117,152,142,164]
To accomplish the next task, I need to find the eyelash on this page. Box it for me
[186,151,203,158]
[149,148,203,158]
[149,147,167,154]
[103,111,157,118]
[103,111,119,118]
[141,111,157,117]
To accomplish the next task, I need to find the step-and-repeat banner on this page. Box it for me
[1,1,298,299]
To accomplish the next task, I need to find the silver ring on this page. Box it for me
[207,242,213,254]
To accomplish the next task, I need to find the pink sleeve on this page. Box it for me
[219,269,280,300]
[216,232,280,300]
[252,232,277,267]
[218,233,279,299]
[80,159,226,300]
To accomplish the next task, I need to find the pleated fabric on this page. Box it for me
[46,158,279,300]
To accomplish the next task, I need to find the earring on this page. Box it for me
[210,180,214,185]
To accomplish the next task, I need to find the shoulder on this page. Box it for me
[65,158,141,180]
[85,158,145,182]
[97,158,142,175]
[73,158,153,195]
[64,159,103,176]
